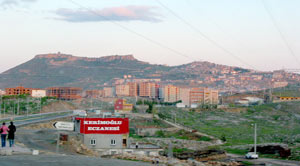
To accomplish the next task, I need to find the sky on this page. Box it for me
[1,0,300,73]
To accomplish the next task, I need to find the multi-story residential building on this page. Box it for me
[115,84,130,97]
[164,85,180,102]
[127,82,139,97]
[103,87,115,97]
[180,88,218,107]
[158,87,165,100]
[46,87,82,100]
[139,82,158,98]
[5,86,32,95]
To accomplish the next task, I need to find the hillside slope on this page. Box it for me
[0,53,249,89]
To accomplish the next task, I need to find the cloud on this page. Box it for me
[0,0,37,8]
[54,6,162,23]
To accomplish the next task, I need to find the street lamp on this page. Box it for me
[252,123,257,154]
[245,123,258,159]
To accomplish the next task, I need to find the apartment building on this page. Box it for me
[180,88,219,107]
[127,82,138,97]
[46,87,82,100]
[116,84,130,97]
[164,85,180,102]
[5,86,32,95]
[104,87,115,97]
[138,82,158,98]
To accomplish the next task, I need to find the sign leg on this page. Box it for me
[56,132,60,153]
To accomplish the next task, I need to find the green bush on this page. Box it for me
[155,130,165,137]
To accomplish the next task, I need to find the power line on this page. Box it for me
[261,0,300,67]
[156,0,257,70]
[67,0,197,62]
[185,0,250,52]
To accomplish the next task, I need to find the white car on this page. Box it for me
[245,152,259,159]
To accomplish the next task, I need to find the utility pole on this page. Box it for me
[40,97,42,115]
[13,99,15,118]
[4,101,6,118]
[269,88,273,103]
[17,98,20,116]
[173,113,176,124]
[56,131,60,153]
[254,123,257,154]
[26,96,29,116]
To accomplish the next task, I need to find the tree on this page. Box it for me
[221,134,226,142]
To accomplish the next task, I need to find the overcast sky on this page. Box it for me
[1,0,300,73]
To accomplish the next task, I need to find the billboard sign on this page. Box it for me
[76,118,129,134]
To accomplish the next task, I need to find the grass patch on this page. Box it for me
[240,161,255,166]
[198,136,212,142]
[173,148,194,153]
[154,129,212,142]
[224,148,248,155]
[158,102,300,147]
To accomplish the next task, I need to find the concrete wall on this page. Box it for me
[96,148,163,156]
[84,134,126,149]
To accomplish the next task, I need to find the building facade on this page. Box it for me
[114,99,133,112]
[180,88,219,107]
[104,87,115,97]
[139,82,158,98]
[5,86,32,95]
[164,85,180,102]
[116,84,130,97]
[75,117,129,149]
[0,89,5,95]
[31,89,47,98]
[127,82,139,97]
[46,87,82,100]
[85,90,105,98]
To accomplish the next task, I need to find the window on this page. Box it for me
[111,139,116,145]
[90,139,96,145]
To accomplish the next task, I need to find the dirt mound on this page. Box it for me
[250,144,291,158]
[67,136,99,156]
[42,101,78,113]
[174,149,226,161]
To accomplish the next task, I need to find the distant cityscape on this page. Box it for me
[2,70,299,109]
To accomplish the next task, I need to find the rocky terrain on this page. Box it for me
[1,52,298,90]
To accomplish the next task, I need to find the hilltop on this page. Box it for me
[0,52,298,90]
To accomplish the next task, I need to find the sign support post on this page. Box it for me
[56,131,60,153]
[53,121,74,154]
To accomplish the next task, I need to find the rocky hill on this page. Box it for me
[0,52,297,90]
[0,53,170,89]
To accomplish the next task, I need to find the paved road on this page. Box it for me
[0,111,74,127]
[0,154,151,166]
[228,153,300,166]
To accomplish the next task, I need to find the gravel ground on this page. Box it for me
[0,154,151,166]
